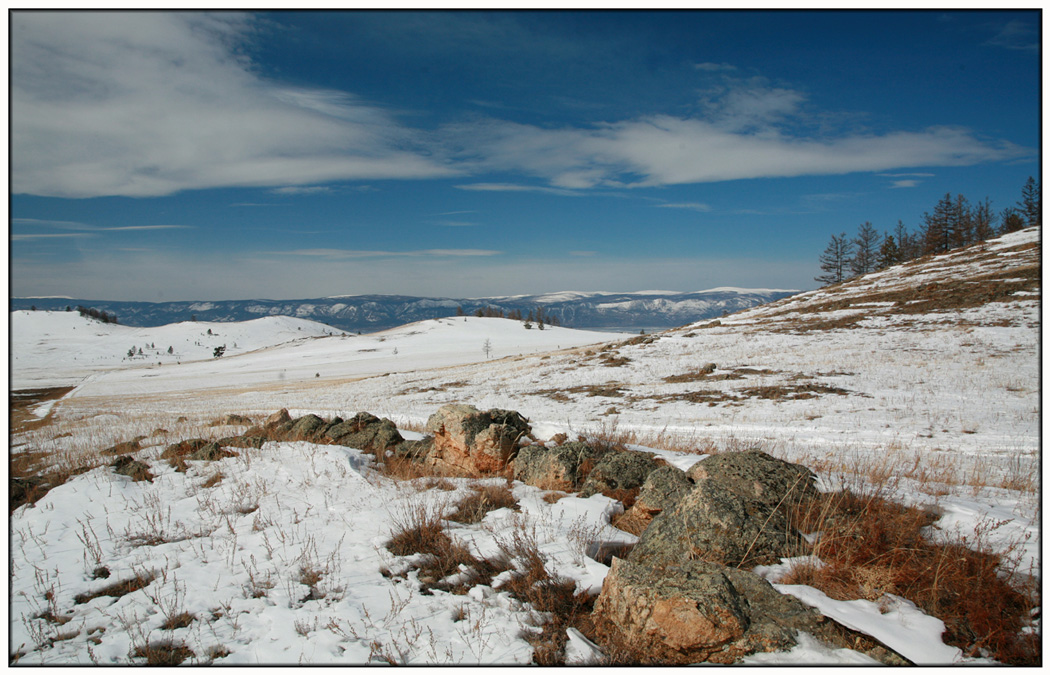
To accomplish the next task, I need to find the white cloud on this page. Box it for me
[453,116,1029,189]
[12,12,456,198]
[11,12,1033,200]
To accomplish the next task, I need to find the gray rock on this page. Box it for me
[513,442,606,491]
[687,450,820,510]
[325,412,404,455]
[615,465,695,534]
[111,456,153,482]
[288,414,326,440]
[579,450,662,505]
[628,474,807,568]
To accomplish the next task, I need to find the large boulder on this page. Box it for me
[628,482,801,568]
[592,557,825,664]
[287,414,327,440]
[424,404,531,476]
[687,450,820,510]
[579,450,663,505]
[627,451,818,568]
[325,412,404,455]
[513,441,607,491]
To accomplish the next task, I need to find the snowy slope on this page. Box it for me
[10,312,347,389]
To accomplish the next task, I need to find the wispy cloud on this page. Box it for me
[694,62,737,72]
[11,12,1033,201]
[12,12,457,198]
[878,172,934,189]
[432,220,480,227]
[269,248,502,259]
[451,116,1029,190]
[270,186,333,195]
[985,19,1038,52]
[12,233,94,240]
[655,202,711,212]
[454,183,583,196]
[13,218,191,232]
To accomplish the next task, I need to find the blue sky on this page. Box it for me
[10,10,1041,301]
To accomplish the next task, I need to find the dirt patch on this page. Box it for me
[10,387,75,433]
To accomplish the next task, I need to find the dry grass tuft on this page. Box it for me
[447,483,519,524]
[73,571,155,605]
[160,611,196,631]
[493,521,596,665]
[133,639,195,666]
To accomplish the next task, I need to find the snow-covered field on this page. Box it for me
[9,228,1041,665]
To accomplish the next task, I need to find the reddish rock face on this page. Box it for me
[592,557,818,664]
[423,404,530,476]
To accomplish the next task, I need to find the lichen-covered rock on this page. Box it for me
[687,450,820,510]
[287,414,326,440]
[111,456,154,482]
[392,437,435,463]
[579,450,662,505]
[423,404,531,476]
[628,474,807,568]
[513,442,606,491]
[616,465,695,534]
[217,435,266,449]
[188,442,238,462]
[325,412,404,455]
[592,557,822,664]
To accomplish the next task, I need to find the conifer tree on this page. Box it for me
[876,234,900,270]
[815,232,855,286]
[851,222,881,276]
[1019,176,1040,229]
[973,198,997,242]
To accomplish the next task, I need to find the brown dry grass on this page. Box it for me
[785,490,1040,665]
[73,571,155,605]
[446,483,519,524]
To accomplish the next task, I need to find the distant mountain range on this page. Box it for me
[10,288,798,333]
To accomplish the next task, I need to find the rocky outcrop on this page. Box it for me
[592,558,826,664]
[579,450,663,506]
[324,412,404,455]
[423,404,531,476]
[687,449,819,510]
[513,442,607,491]
[615,464,694,534]
[628,451,816,568]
